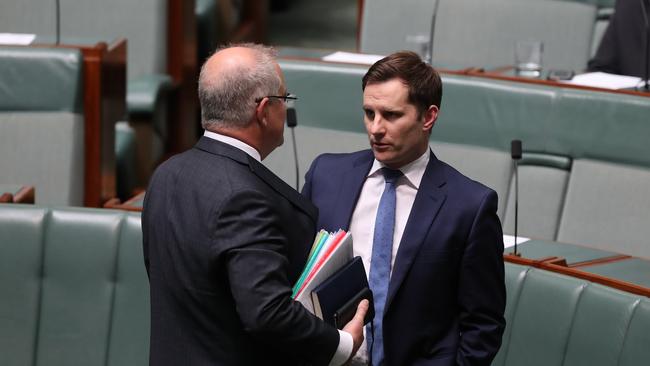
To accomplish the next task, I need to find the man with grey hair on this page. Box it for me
[142,44,367,365]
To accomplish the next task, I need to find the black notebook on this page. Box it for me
[311,256,374,329]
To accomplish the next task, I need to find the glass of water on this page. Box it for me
[405,34,431,64]
[514,40,543,78]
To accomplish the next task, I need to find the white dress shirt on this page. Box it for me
[348,149,430,363]
[203,130,353,365]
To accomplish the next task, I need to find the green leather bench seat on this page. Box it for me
[494,263,650,366]
[557,159,650,259]
[502,153,571,239]
[0,204,149,366]
[579,258,650,289]
[2,204,649,365]
[0,47,85,206]
[115,121,137,200]
[432,0,597,72]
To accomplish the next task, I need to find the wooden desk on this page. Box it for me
[104,191,145,212]
[167,0,198,153]
[449,66,650,99]
[279,50,650,99]
[0,185,35,204]
[504,242,650,298]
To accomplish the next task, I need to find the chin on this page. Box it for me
[373,152,398,167]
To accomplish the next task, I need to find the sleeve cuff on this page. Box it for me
[329,330,353,366]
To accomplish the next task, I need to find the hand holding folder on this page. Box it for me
[311,256,374,329]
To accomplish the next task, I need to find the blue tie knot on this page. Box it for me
[381,168,403,185]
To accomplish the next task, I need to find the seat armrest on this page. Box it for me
[127,74,174,116]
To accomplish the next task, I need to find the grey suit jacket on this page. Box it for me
[143,136,339,365]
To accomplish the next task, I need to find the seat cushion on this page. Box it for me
[557,159,650,258]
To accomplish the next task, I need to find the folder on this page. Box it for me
[294,231,353,313]
[311,256,374,329]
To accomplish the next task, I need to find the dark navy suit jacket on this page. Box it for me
[143,137,339,365]
[302,150,506,366]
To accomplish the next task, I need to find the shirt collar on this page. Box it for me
[203,130,261,162]
[368,149,430,189]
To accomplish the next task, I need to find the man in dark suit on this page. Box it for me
[302,52,506,366]
[142,44,367,365]
[588,0,650,79]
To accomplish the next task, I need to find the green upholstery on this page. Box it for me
[127,74,174,119]
[59,0,167,80]
[0,0,57,37]
[37,210,122,365]
[0,206,47,366]
[558,159,650,258]
[0,112,85,206]
[0,204,148,366]
[619,300,650,366]
[106,214,150,366]
[359,0,438,55]
[115,121,137,200]
[3,205,650,366]
[491,263,529,366]
[0,47,83,113]
[280,60,366,133]
[264,125,370,189]
[0,47,85,206]
[58,0,176,182]
[563,284,640,366]
[432,0,597,72]
[495,263,650,366]
[504,268,586,365]
[502,153,571,239]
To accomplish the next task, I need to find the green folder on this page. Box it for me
[292,231,331,296]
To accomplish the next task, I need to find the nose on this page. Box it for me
[367,116,386,136]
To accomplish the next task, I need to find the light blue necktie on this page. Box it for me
[367,168,402,366]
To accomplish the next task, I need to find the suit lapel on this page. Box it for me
[248,157,319,222]
[329,152,374,230]
[385,152,447,311]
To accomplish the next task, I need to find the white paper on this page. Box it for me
[0,33,36,45]
[503,235,530,248]
[563,72,643,90]
[322,51,385,65]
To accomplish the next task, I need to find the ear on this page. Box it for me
[255,97,271,127]
[422,105,438,132]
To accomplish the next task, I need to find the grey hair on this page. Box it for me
[198,43,281,130]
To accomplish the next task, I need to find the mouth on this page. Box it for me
[372,141,391,150]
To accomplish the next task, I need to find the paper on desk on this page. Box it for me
[0,33,36,45]
[563,72,643,90]
[322,51,385,65]
[503,235,530,248]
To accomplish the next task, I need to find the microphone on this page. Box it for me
[55,0,61,45]
[511,140,522,256]
[286,106,300,190]
[426,0,441,65]
[640,0,650,92]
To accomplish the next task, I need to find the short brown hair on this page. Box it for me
[362,51,442,116]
